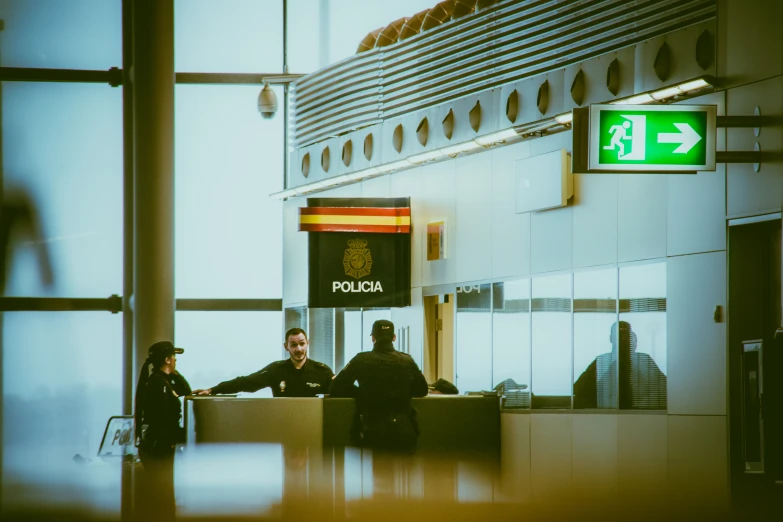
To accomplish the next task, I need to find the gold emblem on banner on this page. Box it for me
[343,238,372,279]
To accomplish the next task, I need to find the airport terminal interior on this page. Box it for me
[0,0,782,520]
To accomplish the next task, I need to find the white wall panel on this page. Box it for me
[490,142,532,278]
[667,252,727,415]
[667,165,727,257]
[617,415,668,501]
[571,415,618,502]
[572,173,618,269]
[531,205,573,274]
[667,416,729,510]
[530,414,573,498]
[282,198,308,306]
[455,153,493,282]
[391,168,423,288]
[499,414,531,503]
[420,160,457,286]
[360,174,391,197]
[726,76,783,217]
[617,174,667,262]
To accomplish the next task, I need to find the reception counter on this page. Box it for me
[184,395,500,453]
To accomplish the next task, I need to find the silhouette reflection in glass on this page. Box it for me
[573,321,666,409]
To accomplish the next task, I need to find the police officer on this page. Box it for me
[193,328,333,397]
[134,341,191,522]
[135,341,191,460]
[330,320,429,452]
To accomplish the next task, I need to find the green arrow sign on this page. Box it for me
[589,104,717,172]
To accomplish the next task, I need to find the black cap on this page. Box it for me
[370,319,395,337]
[148,341,184,362]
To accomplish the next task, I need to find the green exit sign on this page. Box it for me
[589,104,717,172]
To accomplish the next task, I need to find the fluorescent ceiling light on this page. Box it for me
[678,78,710,92]
[441,141,481,157]
[650,86,681,100]
[554,112,573,124]
[611,93,654,105]
[408,150,445,164]
[474,128,519,146]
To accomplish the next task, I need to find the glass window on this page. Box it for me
[3,312,122,459]
[175,0,283,73]
[455,283,492,393]
[492,279,531,409]
[175,311,283,398]
[286,0,324,74]
[2,82,123,297]
[618,262,667,410]
[531,273,572,409]
[175,84,284,299]
[573,268,618,409]
[337,309,361,371]
[0,0,121,69]
[307,308,335,370]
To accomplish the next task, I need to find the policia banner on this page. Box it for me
[300,197,411,308]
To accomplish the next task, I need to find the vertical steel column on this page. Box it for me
[132,0,175,374]
[121,1,135,520]
[0,18,5,503]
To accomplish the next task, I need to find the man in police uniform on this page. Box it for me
[193,328,333,397]
[330,320,429,452]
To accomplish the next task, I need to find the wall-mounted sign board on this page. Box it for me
[301,198,411,308]
[574,104,717,173]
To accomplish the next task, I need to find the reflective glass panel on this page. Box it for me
[175,0,283,73]
[573,268,618,409]
[341,309,362,371]
[308,308,334,370]
[531,273,572,408]
[2,82,122,297]
[492,279,531,409]
[175,311,283,398]
[455,283,492,393]
[2,312,122,516]
[0,0,121,69]
[175,84,283,298]
[619,261,667,410]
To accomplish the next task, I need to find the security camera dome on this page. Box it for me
[257,84,277,119]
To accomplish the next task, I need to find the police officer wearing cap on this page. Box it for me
[193,328,333,397]
[134,341,191,460]
[330,320,429,452]
[133,341,191,522]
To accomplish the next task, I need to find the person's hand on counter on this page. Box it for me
[192,388,212,396]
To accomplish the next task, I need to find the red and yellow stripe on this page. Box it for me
[299,207,411,233]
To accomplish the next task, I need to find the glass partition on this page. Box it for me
[531,273,572,409]
[492,279,531,409]
[619,261,667,410]
[573,268,618,409]
[455,283,492,393]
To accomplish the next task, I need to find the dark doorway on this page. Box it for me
[728,214,782,513]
